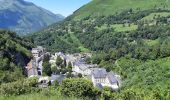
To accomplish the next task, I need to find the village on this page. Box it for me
[25,46,121,90]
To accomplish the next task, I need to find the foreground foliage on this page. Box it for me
[0,78,39,96]
[0,30,34,85]
[60,78,100,99]
[31,2,170,99]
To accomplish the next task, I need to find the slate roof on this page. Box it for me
[91,68,107,78]
[74,60,96,71]
[65,54,77,62]
[74,61,88,70]
[107,72,118,84]
[74,60,85,66]
[51,74,66,84]
[55,52,66,59]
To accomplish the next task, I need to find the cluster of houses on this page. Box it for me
[25,46,121,90]
[25,46,45,77]
[50,52,121,90]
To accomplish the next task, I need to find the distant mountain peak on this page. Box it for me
[0,0,65,35]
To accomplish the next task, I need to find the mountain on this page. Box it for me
[32,0,170,53]
[0,0,64,35]
[0,30,34,84]
[31,0,170,99]
[73,0,170,19]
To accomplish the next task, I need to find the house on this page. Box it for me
[30,46,46,76]
[26,60,38,77]
[65,54,77,66]
[55,52,66,60]
[31,46,44,58]
[91,68,120,90]
[72,61,97,76]
[37,60,43,76]
[50,74,66,84]
[103,72,120,90]
[38,77,50,88]
[91,68,107,84]
[54,52,83,67]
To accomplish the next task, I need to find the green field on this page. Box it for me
[73,0,170,19]
[59,32,89,52]
[96,23,138,32]
[142,12,170,21]
[144,39,160,46]
[112,24,138,32]
[69,33,89,52]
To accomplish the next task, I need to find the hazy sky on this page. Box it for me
[24,0,91,17]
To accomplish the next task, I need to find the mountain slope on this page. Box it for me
[0,30,33,84]
[73,0,170,19]
[26,0,170,99]
[0,0,64,35]
[32,0,170,53]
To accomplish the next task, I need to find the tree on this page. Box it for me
[42,61,52,76]
[66,72,73,78]
[60,78,98,98]
[78,73,82,78]
[102,87,113,100]
[52,80,59,87]
[56,56,63,66]
[67,62,72,72]
[63,59,67,67]
[43,54,50,62]
[51,66,60,74]
[160,38,170,57]
[85,57,91,64]
[0,77,38,96]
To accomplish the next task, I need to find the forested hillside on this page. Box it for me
[0,30,33,85]
[31,0,170,99]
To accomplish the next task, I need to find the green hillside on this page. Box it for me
[31,0,170,99]
[73,0,170,19]
[0,91,79,100]
[32,0,170,53]
[0,30,33,85]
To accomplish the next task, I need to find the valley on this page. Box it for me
[27,46,121,90]
[0,0,170,100]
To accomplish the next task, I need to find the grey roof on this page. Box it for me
[79,65,89,70]
[74,60,96,71]
[32,46,43,51]
[51,74,66,84]
[74,60,85,66]
[65,55,77,62]
[107,73,118,84]
[56,52,66,59]
[91,68,107,78]
[74,61,88,70]
[37,46,44,50]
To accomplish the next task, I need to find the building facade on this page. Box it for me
[91,68,120,90]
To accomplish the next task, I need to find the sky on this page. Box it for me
[24,0,91,17]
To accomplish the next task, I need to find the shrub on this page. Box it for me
[0,77,39,96]
[60,78,99,99]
